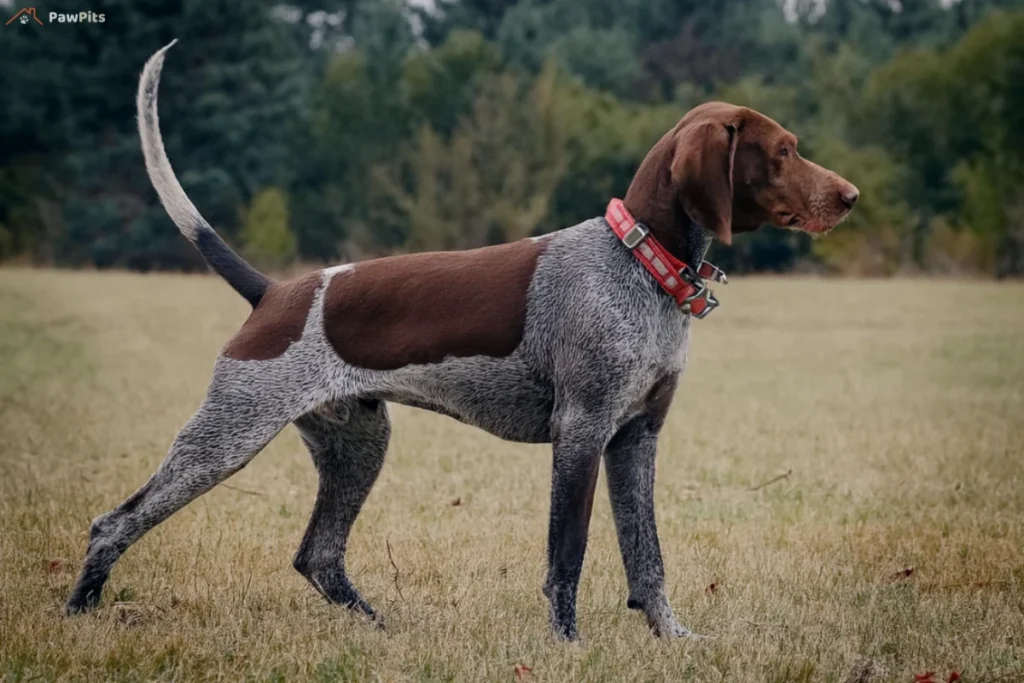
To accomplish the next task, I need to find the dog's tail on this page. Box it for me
[136,40,272,308]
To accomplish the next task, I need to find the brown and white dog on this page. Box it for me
[67,42,858,640]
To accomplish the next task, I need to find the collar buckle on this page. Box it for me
[697,261,728,285]
[679,280,720,319]
[678,263,700,284]
[620,222,649,249]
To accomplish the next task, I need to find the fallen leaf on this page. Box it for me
[946,673,960,683]
[893,567,915,581]
[706,582,717,594]
[514,664,533,680]
[46,560,62,573]
[914,673,937,683]
[450,498,461,507]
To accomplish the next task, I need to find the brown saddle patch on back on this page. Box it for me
[222,272,321,361]
[324,238,549,370]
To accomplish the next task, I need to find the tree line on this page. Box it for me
[2,0,1023,276]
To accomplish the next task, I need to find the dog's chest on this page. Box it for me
[620,301,691,415]
[524,220,693,407]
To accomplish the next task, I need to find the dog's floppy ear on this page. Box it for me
[669,119,739,245]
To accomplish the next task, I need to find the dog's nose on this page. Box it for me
[840,186,859,209]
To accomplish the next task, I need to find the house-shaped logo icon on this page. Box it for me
[6,7,45,26]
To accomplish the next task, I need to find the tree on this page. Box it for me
[416,0,521,44]
[0,0,309,270]
[241,188,297,267]
[3,0,1022,276]
[861,9,1024,272]
[375,64,568,251]
[403,30,504,139]
[289,0,416,260]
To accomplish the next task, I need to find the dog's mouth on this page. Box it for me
[775,211,798,228]
[775,211,845,237]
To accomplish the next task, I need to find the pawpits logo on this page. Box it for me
[49,10,106,23]
[5,7,107,25]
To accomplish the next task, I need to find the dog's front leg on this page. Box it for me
[604,379,692,638]
[543,413,609,641]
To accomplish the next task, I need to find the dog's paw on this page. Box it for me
[650,619,693,638]
[65,592,100,616]
[644,596,696,639]
[551,623,580,642]
[368,612,386,631]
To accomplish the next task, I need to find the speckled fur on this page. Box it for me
[67,216,708,641]
[67,42,717,641]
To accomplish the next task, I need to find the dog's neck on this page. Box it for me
[621,196,713,268]
[623,142,714,268]
[681,216,714,269]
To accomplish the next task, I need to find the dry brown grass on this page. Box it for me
[1,268,1022,682]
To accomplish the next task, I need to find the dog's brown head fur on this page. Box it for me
[624,101,859,251]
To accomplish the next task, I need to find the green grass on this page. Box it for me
[1,268,1022,682]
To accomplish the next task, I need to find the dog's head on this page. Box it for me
[625,102,859,246]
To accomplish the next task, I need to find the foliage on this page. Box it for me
[241,188,297,267]
[3,0,1024,274]
[860,8,1024,273]
[374,64,567,251]
[0,0,308,271]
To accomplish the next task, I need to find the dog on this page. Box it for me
[66,41,858,640]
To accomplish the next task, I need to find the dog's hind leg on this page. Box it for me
[66,360,313,614]
[292,397,389,620]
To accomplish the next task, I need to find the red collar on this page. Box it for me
[605,198,726,318]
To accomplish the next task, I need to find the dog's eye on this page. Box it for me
[780,148,789,157]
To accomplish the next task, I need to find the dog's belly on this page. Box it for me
[371,356,554,444]
[385,390,553,443]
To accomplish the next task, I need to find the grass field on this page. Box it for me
[1,268,1022,683]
